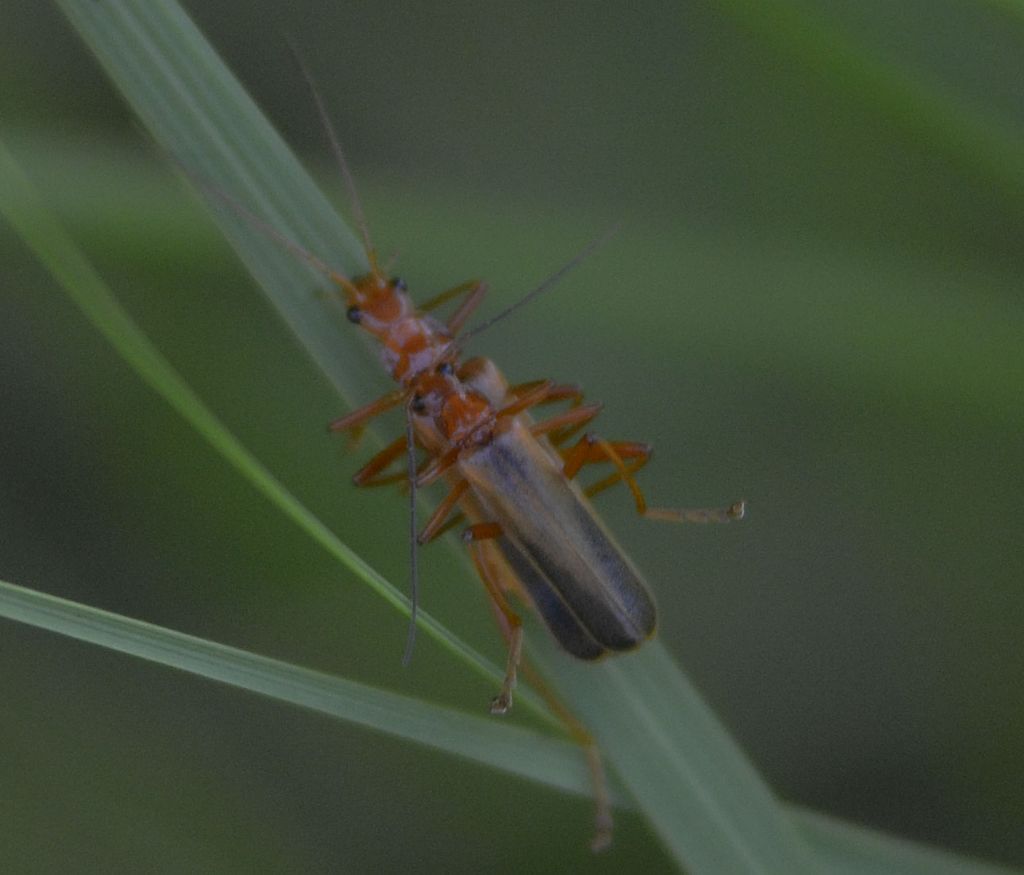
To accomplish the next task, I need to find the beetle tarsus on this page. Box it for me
[590,812,614,853]
[489,691,513,715]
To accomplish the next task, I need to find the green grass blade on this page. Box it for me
[0,135,544,716]
[0,576,584,797]
[46,1,807,870]
[56,0,379,405]
[530,636,816,871]
[795,808,1020,875]
[0,573,1012,875]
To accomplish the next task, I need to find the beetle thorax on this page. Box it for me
[379,315,452,383]
[411,372,496,448]
[440,389,495,446]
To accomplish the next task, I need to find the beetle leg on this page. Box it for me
[464,529,522,716]
[447,281,489,335]
[328,389,406,446]
[500,382,604,445]
[351,436,469,497]
[561,438,650,490]
[579,444,652,500]
[521,391,720,512]
[498,379,607,420]
[416,444,462,487]
[506,380,584,408]
[490,380,603,444]
[351,434,414,487]
[417,479,471,544]
[417,279,489,335]
[529,402,604,447]
[418,510,466,541]
[468,529,614,850]
[517,659,614,852]
[563,435,745,523]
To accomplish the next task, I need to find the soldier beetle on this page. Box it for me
[183,56,745,851]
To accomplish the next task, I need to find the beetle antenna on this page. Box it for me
[459,224,620,342]
[402,406,419,666]
[169,155,359,296]
[287,39,378,271]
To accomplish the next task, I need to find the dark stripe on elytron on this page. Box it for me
[466,427,656,652]
[495,535,608,660]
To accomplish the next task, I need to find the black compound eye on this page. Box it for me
[390,277,408,292]
[346,306,363,324]
[411,394,426,414]
[436,361,455,376]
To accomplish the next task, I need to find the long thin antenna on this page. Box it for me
[459,224,621,343]
[287,39,377,267]
[170,155,358,296]
[401,407,420,666]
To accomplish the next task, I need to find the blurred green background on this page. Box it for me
[2,1,1022,872]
